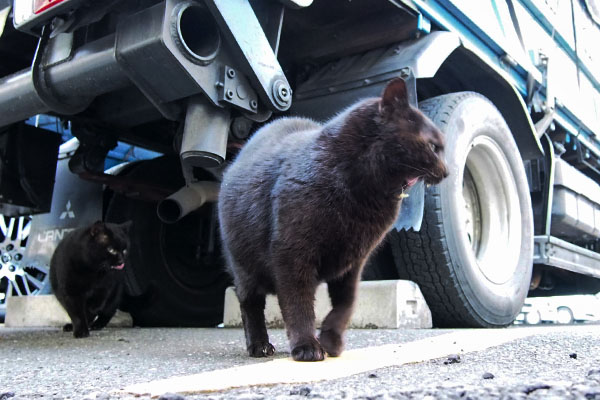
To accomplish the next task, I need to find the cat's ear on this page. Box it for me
[120,220,133,232]
[89,221,105,237]
[380,78,409,113]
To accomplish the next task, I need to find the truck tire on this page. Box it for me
[390,92,533,327]
[105,156,231,327]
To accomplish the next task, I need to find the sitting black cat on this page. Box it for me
[49,221,131,338]
[219,78,448,361]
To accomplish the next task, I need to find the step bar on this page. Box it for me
[534,235,600,278]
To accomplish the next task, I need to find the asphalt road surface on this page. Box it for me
[1,324,600,399]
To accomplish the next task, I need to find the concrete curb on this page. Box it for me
[5,295,132,328]
[223,280,432,329]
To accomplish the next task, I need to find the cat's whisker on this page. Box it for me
[394,161,430,175]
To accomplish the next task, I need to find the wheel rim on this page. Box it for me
[0,216,48,309]
[462,169,482,256]
[525,310,541,325]
[461,136,522,285]
[556,307,573,324]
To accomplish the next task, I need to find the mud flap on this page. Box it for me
[393,180,424,232]
[22,155,102,275]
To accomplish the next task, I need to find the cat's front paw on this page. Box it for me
[248,342,276,357]
[291,338,325,362]
[73,328,90,338]
[62,323,73,332]
[319,329,344,357]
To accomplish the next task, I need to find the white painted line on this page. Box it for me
[118,327,541,397]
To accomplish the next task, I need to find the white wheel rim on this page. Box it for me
[461,136,522,285]
[0,216,48,306]
[556,308,573,324]
[525,311,541,325]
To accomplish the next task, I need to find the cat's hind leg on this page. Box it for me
[319,266,361,357]
[237,287,275,357]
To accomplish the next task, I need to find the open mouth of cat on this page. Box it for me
[111,263,125,270]
[402,177,420,190]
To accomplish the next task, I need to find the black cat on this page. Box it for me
[49,221,131,338]
[218,78,449,361]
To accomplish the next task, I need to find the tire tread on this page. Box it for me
[392,92,506,328]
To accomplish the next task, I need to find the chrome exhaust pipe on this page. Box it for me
[157,181,220,223]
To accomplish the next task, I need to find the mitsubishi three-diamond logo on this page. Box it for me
[60,201,75,219]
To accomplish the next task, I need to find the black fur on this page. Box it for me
[219,78,448,361]
[49,221,131,338]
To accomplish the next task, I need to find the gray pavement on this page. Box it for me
[1,324,600,399]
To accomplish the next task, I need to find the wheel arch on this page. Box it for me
[420,45,544,161]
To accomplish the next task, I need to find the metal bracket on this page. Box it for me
[205,0,292,112]
[217,65,259,113]
[68,125,118,175]
[534,235,600,278]
[31,26,90,116]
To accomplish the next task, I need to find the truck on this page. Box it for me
[1,0,599,328]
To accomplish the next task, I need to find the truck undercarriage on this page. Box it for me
[1,0,600,327]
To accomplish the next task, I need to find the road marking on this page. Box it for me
[118,327,542,397]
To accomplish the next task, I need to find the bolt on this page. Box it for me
[14,253,22,261]
[250,100,258,110]
[226,90,234,100]
[272,79,292,109]
[6,244,13,251]
[8,265,15,272]
[2,254,10,263]
[227,68,236,79]
[231,117,253,140]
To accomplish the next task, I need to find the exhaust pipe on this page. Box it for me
[157,181,220,223]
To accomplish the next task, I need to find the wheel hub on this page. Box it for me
[462,136,522,285]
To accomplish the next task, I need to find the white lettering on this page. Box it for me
[37,228,75,243]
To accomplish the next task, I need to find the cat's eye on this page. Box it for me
[429,143,438,153]
[107,247,118,255]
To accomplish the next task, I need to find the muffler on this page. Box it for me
[157,181,220,223]
[180,95,230,180]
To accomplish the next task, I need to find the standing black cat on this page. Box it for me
[218,78,448,361]
[50,221,131,338]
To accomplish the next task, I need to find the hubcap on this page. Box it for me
[461,136,522,285]
[0,216,48,308]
